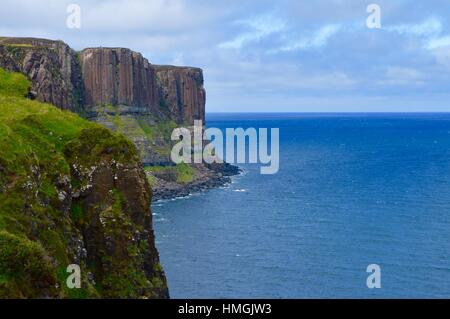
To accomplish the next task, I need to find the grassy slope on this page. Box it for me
[93,104,178,157]
[145,163,195,185]
[0,68,147,298]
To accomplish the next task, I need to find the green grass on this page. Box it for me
[0,89,91,175]
[0,68,93,297]
[3,43,34,48]
[146,173,156,186]
[0,67,150,298]
[95,105,178,158]
[0,230,57,297]
[137,117,177,143]
[71,203,84,222]
[0,71,138,174]
[145,163,195,184]
[137,118,154,140]
[175,163,195,183]
[0,68,29,98]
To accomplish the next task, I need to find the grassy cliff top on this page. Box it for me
[0,68,138,174]
[0,37,64,48]
[0,68,148,298]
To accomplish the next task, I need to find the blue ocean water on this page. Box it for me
[153,113,450,298]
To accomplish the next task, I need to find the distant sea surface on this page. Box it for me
[153,113,450,298]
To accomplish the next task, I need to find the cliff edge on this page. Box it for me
[0,68,168,298]
[0,37,238,201]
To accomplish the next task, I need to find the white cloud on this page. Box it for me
[430,47,450,69]
[292,71,356,89]
[1,0,450,112]
[426,36,450,50]
[219,15,286,49]
[0,0,224,34]
[387,17,442,37]
[277,24,341,52]
[206,52,356,95]
[379,67,424,86]
[386,16,450,69]
[82,0,196,31]
[171,52,185,66]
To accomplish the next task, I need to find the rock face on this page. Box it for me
[79,49,206,124]
[64,127,169,298]
[0,37,206,125]
[0,37,237,203]
[0,37,83,112]
[80,48,159,113]
[155,65,206,124]
[0,67,169,298]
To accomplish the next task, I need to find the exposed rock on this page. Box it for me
[65,127,169,298]
[0,70,168,298]
[149,163,241,201]
[0,37,238,204]
[80,48,160,114]
[155,65,206,124]
[0,38,206,126]
[0,37,83,112]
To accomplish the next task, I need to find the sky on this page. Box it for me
[1,0,450,112]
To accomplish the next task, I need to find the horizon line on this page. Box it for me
[206,111,450,114]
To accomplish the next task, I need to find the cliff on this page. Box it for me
[155,65,206,124]
[0,38,206,124]
[0,37,83,112]
[0,68,168,298]
[79,48,206,124]
[0,37,237,200]
[80,48,160,114]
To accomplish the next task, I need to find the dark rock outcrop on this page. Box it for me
[64,127,169,298]
[0,37,238,203]
[80,48,160,114]
[150,163,241,201]
[79,49,207,124]
[0,67,169,297]
[155,65,206,124]
[0,37,83,112]
[0,37,206,126]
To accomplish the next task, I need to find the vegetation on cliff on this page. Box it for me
[145,163,195,186]
[0,36,237,202]
[92,104,178,162]
[0,37,84,113]
[0,68,168,298]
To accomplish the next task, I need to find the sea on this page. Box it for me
[153,113,450,298]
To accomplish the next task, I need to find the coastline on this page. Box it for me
[150,163,241,201]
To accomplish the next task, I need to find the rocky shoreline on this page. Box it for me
[150,163,241,201]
